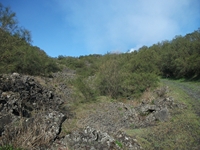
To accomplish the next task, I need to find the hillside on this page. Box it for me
[0,2,200,150]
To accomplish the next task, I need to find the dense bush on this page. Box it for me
[97,58,123,98]
[154,29,200,79]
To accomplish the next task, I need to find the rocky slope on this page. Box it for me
[0,73,186,150]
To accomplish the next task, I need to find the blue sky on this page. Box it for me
[1,0,200,57]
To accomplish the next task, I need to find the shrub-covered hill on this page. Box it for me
[1,2,200,100]
[57,27,200,81]
[56,28,200,102]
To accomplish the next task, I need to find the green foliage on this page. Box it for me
[122,73,158,98]
[97,57,124,98]
[57,50,160,100]
[0,3,17,33]
[0,3,31,43]
[115,140,123,148]
[127,46,160,74]
[57,54,101,77]
[95,54,159,99]
[0,3,60,76]
[0,32,60,75]
[157,29,200,79]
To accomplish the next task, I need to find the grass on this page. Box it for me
[115,140,123,148]
[124,79,200,150]
[0,145,23,150]
[0,115,53,150]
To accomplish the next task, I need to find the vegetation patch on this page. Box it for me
[115,140,123,148]
[0,145,22,150]
[125,80,200,149]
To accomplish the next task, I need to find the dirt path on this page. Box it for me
[161,79,200,116]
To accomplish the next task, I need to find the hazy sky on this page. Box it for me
[1,0,200,57]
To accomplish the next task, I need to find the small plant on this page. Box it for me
[151,99,155,104]
[118,107,123,111]
[115,140,123,148]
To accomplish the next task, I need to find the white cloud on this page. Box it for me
[55,0,200,53]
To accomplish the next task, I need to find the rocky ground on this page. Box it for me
[0,73,194,150]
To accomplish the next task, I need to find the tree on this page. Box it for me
[0,3,17,32]
[0,3,31,43]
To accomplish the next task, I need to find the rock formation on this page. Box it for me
[0,73,66,149]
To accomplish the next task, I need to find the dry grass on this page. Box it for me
[139,88,155,103]
[0,116,53,150]
[34,76,47,87]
